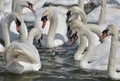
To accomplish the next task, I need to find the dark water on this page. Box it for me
[0,42,116,81]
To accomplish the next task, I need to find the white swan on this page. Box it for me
[99,25,120,80]
[40,8,68,48]
[68,19,101,61]
[0,13,28,47]
[4,27,42,74]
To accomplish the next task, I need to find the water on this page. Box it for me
[0,0,119,81]
[0,42,116,81]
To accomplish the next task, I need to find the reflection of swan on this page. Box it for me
[41,9,68,48]
[4,27,41,74]
[0,13,28,47]
[99,25,120,80]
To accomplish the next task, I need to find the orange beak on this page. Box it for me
[99,32,108,41]
[42,20,47,28]
[16,24,21,33]
[28,6,35,13]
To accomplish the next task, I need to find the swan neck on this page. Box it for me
[108,28,118,78]
[2,13,16,47]
[47,14,58,48]
[78,0,84,10]
[80,29,95,68]
[18,18,28,41]
[98,0,106,24]
[87,24,102,37]
[28,28,41,44]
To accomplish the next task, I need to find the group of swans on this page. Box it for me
[2,12,42,74]
[68,18,120,80]
[0,0,42,74]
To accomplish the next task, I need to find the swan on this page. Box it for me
[99,25,120,80]
[0,13,28,47]
[68,19,103,61]
[40,8,68,48]
[4,27,42,74]
[69,19,95,62]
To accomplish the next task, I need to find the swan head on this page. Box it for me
[41,15,48,28]
[19,1,35,13]
[41,9,53,28]
[99,24,118,41]
[66,6,81,23]
[68,21,80,46]
[26,2,35,13]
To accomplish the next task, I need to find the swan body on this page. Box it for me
[40,8,68,48]
[4,27,42,74]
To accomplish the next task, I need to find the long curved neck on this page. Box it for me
[47,13,58,48]
[18,17,28,42]
[80,28,95,69]
[108,27,120,79]
[86,24,102,37]
[27,28,41,44]
[78,9,87,24]
[0,0,5,14]
[78,0,84,10]
[98,0,106,24]
[74,36,87,61]
[12,0,23,14]
[2,13,16,47]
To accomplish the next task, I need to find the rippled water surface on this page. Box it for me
[1,0,120,80]
[0,42,116,81]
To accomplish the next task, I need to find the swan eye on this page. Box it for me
[16,18,21,26]
[41,15,48,21]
